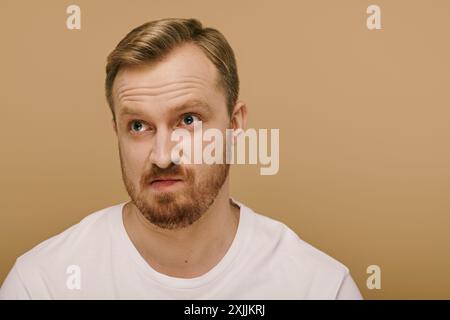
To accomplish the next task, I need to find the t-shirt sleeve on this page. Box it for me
[335,272,363,300]
[0,263,31,300]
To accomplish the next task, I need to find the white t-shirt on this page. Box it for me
[0,199,362,300]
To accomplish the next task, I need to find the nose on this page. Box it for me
[149,127,175,169]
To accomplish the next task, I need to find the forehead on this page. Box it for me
[112,43,223,111]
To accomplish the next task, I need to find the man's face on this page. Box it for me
[112,44,231,230]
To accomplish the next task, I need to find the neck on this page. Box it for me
[122,179,240,278]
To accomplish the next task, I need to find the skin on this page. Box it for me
[111,43,248,278]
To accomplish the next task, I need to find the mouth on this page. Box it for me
[149,178,184,191]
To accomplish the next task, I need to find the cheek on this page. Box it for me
[181,164,206,186]
[120,140,150,176]
[192,163,215,181]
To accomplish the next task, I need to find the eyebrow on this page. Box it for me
[118,99,212,118]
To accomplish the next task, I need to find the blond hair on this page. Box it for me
[105,18,239,121]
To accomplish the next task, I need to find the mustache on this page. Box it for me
[141,163,186,185]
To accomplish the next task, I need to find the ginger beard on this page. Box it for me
[119,147,230,230]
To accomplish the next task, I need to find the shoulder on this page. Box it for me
[251,208,349,274]
[13,203,123,284]
[240,202,352,298]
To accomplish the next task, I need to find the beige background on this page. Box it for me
[1,0,449,299]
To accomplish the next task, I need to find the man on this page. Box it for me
[0,18,362,299]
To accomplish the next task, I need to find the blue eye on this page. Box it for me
[130,120,148,133]
[182,114,200,126]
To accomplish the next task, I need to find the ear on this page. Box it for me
[230,100,248,131]
[111,118,118,135]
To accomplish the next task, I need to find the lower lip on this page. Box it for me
[150,180,183,191]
